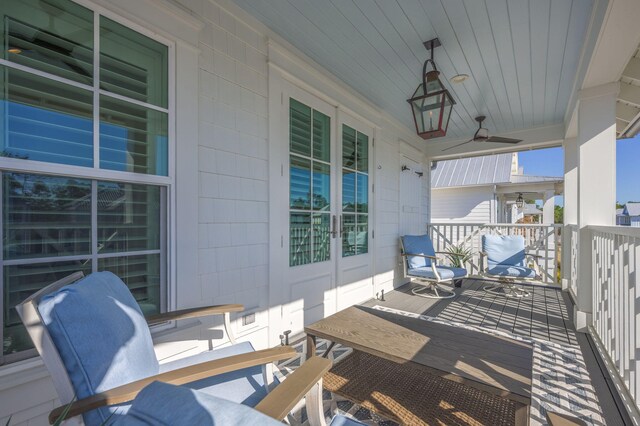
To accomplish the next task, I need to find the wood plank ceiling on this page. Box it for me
[617,47,640,138]
[232,0,594,142]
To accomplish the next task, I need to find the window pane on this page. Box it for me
[3,173,92,260]
[312,110,330,162]
[312,162,330,211]
[0,66,93,166]
[100,96,168,176]
[356,132,368,172]
[290,213,310,266]
[290,99,311,157]
[99,254,161,316]
[312,213,330,263]
[342,125,356,168]
[3,260,92,355]
[100,17,168,108]
[1,0,93,85]
[356,215,368,255]
[290,155,311,210]
[356,173,368,213]
[342,170,355,213]
[342,214,356,257]
[98,182,161,254]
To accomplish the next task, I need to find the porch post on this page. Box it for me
[573,83,618,331]
[542,190,555,224]
[562,138,577,291]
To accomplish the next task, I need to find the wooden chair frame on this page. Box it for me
[16,272,327,425]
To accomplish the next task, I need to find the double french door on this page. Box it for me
[281,85,373,334]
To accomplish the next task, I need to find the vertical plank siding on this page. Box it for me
[428,222,562,284]
[590,225,640,413]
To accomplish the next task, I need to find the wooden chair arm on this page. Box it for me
[401,252,437,260]
[49,345,295,424]
[146,304,244,326]
[254,356,332,421]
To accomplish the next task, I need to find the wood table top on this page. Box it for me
[305,306,533,404]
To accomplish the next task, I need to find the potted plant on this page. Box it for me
[444,243,473,287]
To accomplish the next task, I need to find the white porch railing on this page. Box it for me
[590,225,640,413]
[428,222,562,284]
[566,224,579,296]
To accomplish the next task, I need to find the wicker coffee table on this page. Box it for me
[305,306,532,425]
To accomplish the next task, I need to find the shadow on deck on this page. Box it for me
[361,278,631,426]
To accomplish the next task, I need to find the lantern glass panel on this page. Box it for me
[411,93,444,134]
[441,95,453,132]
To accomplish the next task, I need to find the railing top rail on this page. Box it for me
[429,222,562,228]
[589,225,640,238]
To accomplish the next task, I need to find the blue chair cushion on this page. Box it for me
[482,235,526,268]
[402,235,436,268]
[330,414,368,426]
[160,341,275,407]
[487,265,537,279]
[408,266,467,281]
[112,381,282,426]
[38,272,159,425]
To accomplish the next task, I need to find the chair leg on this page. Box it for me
[483,280,530,298]
[411,282,456,299]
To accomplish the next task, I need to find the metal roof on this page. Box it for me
[623,203,640,216]
[431,153,513,188]
[523,203,542,215]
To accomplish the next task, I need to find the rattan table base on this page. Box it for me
[323,351,518,426]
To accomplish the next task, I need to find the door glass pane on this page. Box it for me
[99,253,161,316]
[342,125,356,168]
[97,182,161,254]
[290,99,311,157]
[312,162,330,211]
[3,260,92,355]
[342,170,355,213]
[342,214,356,257]
[356,215,368,255]
[356,173,368,213]
[312,110,330,162]
[312,213,330,263]
[356,132,369,172]
[290,212,310,267]
[1,0,94,85]
[3,173,92,260]
[0,66,93,166]
[290,155,311,209]
[100,17,168,108]
[99,95,168,176]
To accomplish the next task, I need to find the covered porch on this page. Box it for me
[1,0,640,425]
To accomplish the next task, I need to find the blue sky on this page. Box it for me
[518,136,640,205]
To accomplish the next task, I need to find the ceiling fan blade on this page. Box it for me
[485,136,522,144]
[442,140,473,152]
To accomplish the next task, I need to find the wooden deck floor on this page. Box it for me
[361,278,631,425]
[362,278,577,346]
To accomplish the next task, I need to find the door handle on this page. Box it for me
[331,215,338,238]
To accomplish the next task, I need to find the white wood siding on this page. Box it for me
[431,187,494,224]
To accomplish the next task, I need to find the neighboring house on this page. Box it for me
[431,153,563,224]
[617,203,640,226]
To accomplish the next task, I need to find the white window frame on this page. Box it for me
[0,0,176,365]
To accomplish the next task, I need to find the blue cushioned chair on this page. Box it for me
[400,235,468,299]
[480,235,542,298]
[114,380,367,426]
[16,271,298,425]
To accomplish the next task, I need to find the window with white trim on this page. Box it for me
[0,0,171,364]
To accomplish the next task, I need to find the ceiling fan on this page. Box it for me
[442,116,522,152]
